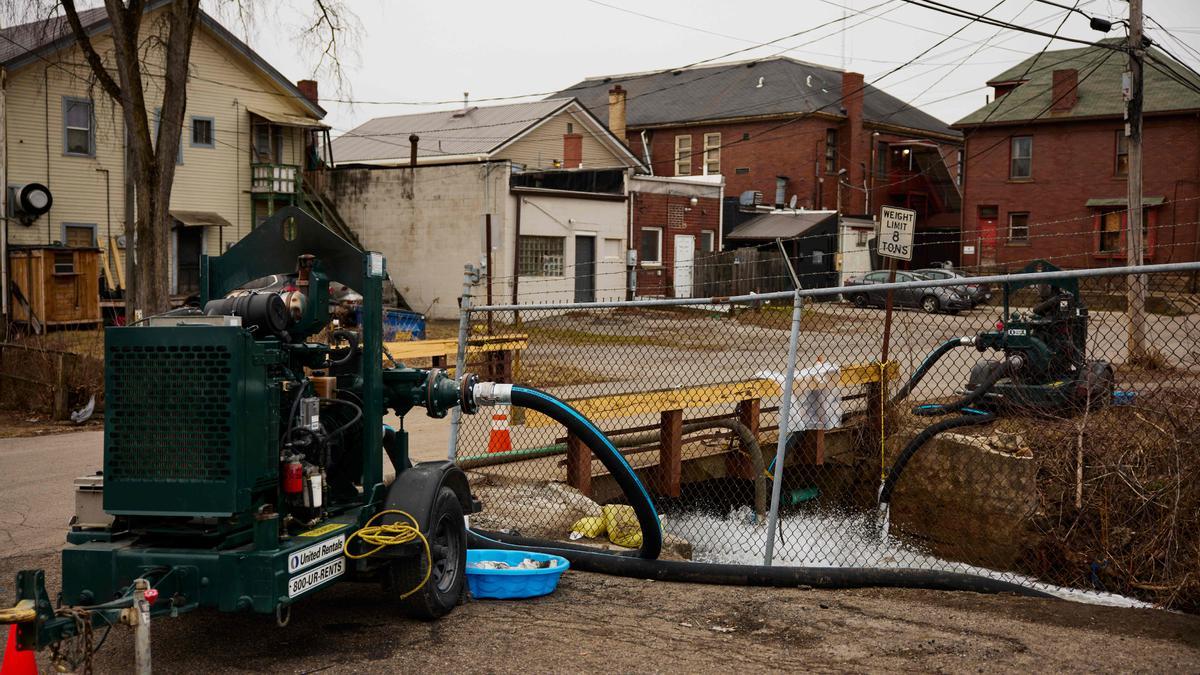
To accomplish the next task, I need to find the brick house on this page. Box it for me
[953,39,1200,269]
[627,174,723,297]
[558,57,963,269]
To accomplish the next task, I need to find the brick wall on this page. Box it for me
[631,191,722,296]
[960,114,1200,268]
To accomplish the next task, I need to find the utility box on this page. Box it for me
[8,245,101,330]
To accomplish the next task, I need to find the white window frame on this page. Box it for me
[855,229,870,247]
[703,133,721,175]
[1010,135,1032,179]
[1008,212,1030,243]
[62,96,94,157]
[191,116,215,148]
[674,135,692,176]
[640,226,663,266]
[699,230,716,253]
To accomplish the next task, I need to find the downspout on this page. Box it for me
[626,173,634,301]
[1,66,8,318]
[717,178,725,251]
[44,65,51,245]
[511,194,522,307]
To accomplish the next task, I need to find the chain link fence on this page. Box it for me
[453,261,1200,612]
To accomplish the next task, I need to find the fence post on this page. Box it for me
[764,290,803,565]
[566,431,591,497]
[658,409,683,497]
[52,351,68,421]
[448,264,480,461]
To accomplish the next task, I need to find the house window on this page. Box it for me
[1009,136,1032,179]
[674,135,692,176]
[812,250,824,265]
[518,235,565,276]
[53,251,76,274]
[700,230,715,252]
[63,223,96,248]
[1099,210,1122,252]
[63,97,94,156]
[734,167,750,175]
[640,227,663,265]
[1114,131,1128,177]
[703,133,721,175]
[956,149,964,186]
[875,141,889,176]
[825,129,838,173]
[191,117,215,148]
[253,123,283,163]
[855,229,870,247]
[1008,212,1030,243]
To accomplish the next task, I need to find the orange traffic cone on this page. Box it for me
[486,413,513,454]
[0,626,36,675]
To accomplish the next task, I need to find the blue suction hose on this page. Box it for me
[469,384,662,559]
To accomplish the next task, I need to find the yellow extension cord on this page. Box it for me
[342,509,432,599]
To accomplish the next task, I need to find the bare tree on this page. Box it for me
[5,0,357,316]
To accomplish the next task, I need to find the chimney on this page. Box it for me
[840,71,866,214]
[409,134,420,168]
[1051,69,1078,111]
[608,85,627,143]
[297,79,319,104]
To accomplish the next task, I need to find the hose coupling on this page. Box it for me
[472,381,513,406]
[959,336,976,346]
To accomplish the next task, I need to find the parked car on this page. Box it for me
[841,270,973,314]
[913,268,992,306]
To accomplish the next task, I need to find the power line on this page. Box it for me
[900,0,1125,49]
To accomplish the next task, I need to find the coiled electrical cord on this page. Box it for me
[343,509,431,599]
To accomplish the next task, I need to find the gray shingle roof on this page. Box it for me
[954,39,1200,126]
[727,211,838,240]
[555,56,960,139]
[0,6,108,66]
[332,98,576,163]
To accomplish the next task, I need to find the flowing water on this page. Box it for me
[664,505,1152,609]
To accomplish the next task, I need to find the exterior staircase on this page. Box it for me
[301,172,364,251]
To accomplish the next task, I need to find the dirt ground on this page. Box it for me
[3,548,1197,673]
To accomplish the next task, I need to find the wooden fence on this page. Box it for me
[693,248,794,297]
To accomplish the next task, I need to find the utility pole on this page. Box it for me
[1125,0,1147,360]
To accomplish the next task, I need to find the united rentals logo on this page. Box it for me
[288,534,346,573]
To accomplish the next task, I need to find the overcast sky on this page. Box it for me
[240,0,1200,136]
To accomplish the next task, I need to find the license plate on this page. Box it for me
[1007,328,1027,336]
[287,557,345,598]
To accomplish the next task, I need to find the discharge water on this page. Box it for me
[665,505,1152,609]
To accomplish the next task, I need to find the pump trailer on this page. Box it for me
[2,208,494,663]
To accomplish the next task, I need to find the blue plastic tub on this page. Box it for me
[1113,390,1137,406]
[465,549,569,599]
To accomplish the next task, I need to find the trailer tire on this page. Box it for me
[392,486,466,620]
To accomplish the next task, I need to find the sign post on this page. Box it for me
[877,206,916,364]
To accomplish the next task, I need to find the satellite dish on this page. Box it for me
[788,195,798,210]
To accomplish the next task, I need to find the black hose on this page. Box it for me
[509,385,663,559]
[879,358,1016,505]
[912,357,1014,417]
[890,337,970,405]
[877,408,996,505]
[320,397,362,439]
[467,529,1051,598]
[328,329,359,367]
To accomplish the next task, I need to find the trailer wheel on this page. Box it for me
[392,486,466,620]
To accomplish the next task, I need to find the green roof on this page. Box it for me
[954,39,1200,127]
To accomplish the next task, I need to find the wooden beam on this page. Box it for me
[520,379,783,428]
[566,431,591,497]
[658,409,683,498]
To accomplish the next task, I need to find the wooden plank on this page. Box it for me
[658,409,683,498]
[565,431,591,497]
[382,334,529,362]
[838,360,900,386]
[520,378,784,429]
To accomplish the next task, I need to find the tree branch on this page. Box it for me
[60,0,122,101]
